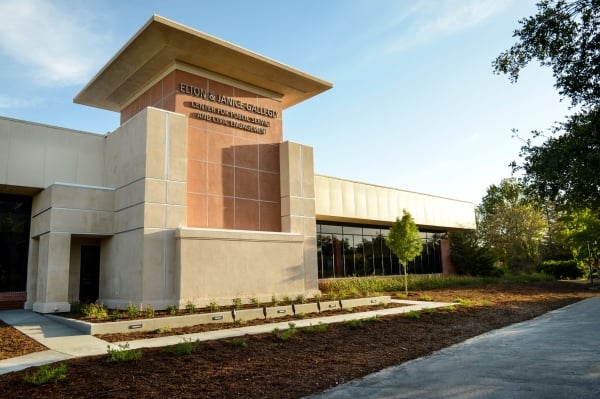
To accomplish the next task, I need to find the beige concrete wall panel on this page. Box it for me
[166,205,186,228]
[145,108,167,179]
[303,236,319,291]
[315,175,476,230]
[24,238,39,309]
[303,198,316,218]
[101,231,144,304]
[50,208,114,235]
[5,122,45,188]
[279,142,291,198]
[145,178,166,204]
[30,210,51,238]
[301,145,315,198]
[114,179,145,211]
[144,203,165,228]
[176,229,305,303]
[303,216,317,237]
[50,185,114,212]
[0,117,105,189]
[115,204,144,233]
[68,242,82,302]
[141,228,174,305]
[31,187,52,216]
[105,110,148,188]
[167,181,187,206]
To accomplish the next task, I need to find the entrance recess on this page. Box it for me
[79,245,100,303]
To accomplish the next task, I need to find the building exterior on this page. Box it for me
[0,16,475,313]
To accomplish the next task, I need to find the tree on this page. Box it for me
[448,231,499,277]
[477,179,547,271]
[493,0,600,211]
[386,210,423,295]
[559,209,600,274]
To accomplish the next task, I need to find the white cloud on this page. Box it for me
[0,0,111,86]
[384,0,513,54]
[0,95,43,109]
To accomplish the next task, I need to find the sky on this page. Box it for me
[0,0,572,205]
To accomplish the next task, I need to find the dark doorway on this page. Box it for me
[79,246,100,303]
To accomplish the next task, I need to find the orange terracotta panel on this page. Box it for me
[187,193,207,227]
[149,81,163,108]
[207,195,235,229]
[207,131,235,165]
[188,128,207,161]
[208,80,234,97]
[258,143,279,173]
[233,87,258,104]
[163,70,177,97]
[234,139,258,169]
[259,171,280,202]
[164,94,176,113]
[187,160,207,194]
[235,167,259,199]
[235,198,259,230]
[207,164,235,197]
[260,201,282,232]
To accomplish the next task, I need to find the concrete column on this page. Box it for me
[280,141,319,294]
[32,232,72,313]
[24,238,39,309]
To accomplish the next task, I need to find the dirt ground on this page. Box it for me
[0,281,598,398]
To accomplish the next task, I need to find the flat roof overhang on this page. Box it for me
[74,15,332,112]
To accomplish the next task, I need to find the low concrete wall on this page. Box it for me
[175,228,308,307]
[47,296,391,335]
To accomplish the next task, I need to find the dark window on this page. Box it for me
[0,194,32,292]
[317,221,444,278]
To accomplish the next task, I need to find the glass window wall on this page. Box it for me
[317,222,445,279]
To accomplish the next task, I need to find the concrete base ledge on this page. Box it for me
[46,296,391,335]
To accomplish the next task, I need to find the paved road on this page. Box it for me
[308,297,600,399]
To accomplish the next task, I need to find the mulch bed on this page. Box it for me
[0,281,597,398]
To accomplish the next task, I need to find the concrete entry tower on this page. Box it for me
[24,15,332,312]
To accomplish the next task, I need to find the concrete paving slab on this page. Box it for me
[307,297,600,399]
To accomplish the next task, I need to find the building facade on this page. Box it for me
[0,16,475,312]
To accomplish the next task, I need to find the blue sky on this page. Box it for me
[0,0,571,204]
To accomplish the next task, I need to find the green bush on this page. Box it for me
[164,338,198,355]
[24,364,67,385]
[81,303,108,319]
[448,231,501,277]
[106,343,142,363]
[537,259,584,280]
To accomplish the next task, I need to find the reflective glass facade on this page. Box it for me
[317,222,445,279]
[0,194,32,292]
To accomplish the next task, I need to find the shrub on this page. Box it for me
[81,303,108,319]
[345,319,363,329]
[449,231,501,277]
[249,297,260,307]
[185,301,196,314]
[207,300,220,312]
[164,338,198,356]
[419,295,433,301]
[537,259,584,280]
[142,305,155,318]
[233,339,248,348]
[294,294,306,304]
[232,298,242,310]
[166,304,177,315]
[154,326,171,334]
[406,310,421,319]
[106,343,142,363]
[303,322,328,333]
[126,304,140,318]
[273,322,297,340]
[24,364,67,385]
[110,309,121,321]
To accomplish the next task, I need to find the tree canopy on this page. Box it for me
[386,210,422,295]
[477,179,547,270]
[494,0,600,212]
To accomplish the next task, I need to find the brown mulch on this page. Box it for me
[0,281,598,398]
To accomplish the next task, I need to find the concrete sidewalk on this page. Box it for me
[0,299,450,375]
[308,297,600,399]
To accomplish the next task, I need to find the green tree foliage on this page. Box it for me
[559,209,600,269]
[478,179,547,270]
[386,210,422,295]
[493,0,600,211]
[448,231,499,277]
